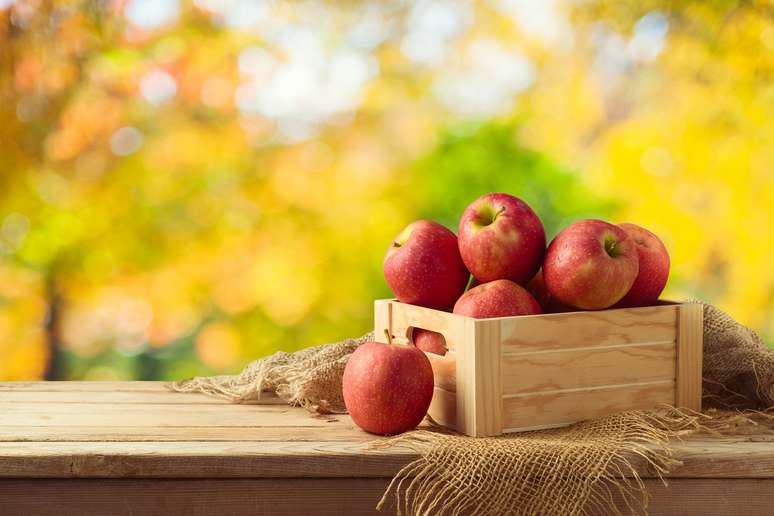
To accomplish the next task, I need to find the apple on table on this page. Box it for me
[343,332,434,435]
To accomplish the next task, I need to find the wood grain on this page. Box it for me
[427,387,457,430]
[0,382,771,482]
[453,319,477,436]
[502,380,675,431]
[470,318,502,437]
[374,300,466,351]
[0,478,771,516]
[676,302,704,411]
[502,341,676,395]
[498,305,678,354]
[0,425,372,442]
[0,402,341,428]
[0,441,418,478]
[426,352,456,393]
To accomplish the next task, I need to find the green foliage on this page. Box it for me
[413,123,620,238]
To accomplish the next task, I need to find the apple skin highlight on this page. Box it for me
[458,193,546,285]
[342,341,434,435]
[453,279,543,318]
[413,329,448,356]
[543,219,639,310]
[384,220,469,311]
[613,223,670,308]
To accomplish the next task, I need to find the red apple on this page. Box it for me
[453,279,543,318]
[543,219,639,310]
[413,329,447,356]
[384,220,469,310]
[458,193,546,285]
[527,270,574,313]
[613,223,670,307]
[342,340,434,435]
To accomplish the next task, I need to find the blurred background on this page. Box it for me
[0,0,772,381]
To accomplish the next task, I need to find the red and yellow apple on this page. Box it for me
[453,279,543,318]
[527,270,574,313]
[613,223,670,307]
[383,220,469,310]
[413,329,447,356]
[543,219,639,310]
[458,193,545,285]
[342,340,434,435]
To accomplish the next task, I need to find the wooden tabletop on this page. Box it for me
[0,381,772,515]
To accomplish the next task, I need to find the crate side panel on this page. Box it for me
[502,381,675,431]
[381,301,466,351]
[472,320,502,436]
[373,300,391,344]
[676,303,703,411]
[428,387,457,430]
[454,320,477,436]
[500,305,678,354]
[427,352,456,393]
[502,342,676,395]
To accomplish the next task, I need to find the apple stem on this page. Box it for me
[384,329,393,345]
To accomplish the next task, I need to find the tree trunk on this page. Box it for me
[43,277,63,381]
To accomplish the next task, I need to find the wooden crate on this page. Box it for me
[374,299,703,437]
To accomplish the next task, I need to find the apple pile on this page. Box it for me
[343,192,670,435]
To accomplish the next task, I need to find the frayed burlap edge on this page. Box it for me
[374,407,773,516]
[169,333,373,413]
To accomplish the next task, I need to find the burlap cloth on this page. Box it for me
[171,303,773,515]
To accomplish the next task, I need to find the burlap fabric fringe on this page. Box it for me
[170,303,773,515]
[172,333,373,413]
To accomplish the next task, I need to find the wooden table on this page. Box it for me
[0,382,771,515]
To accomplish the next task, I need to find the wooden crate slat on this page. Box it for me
[426,352,456,393]
[502,341,676,395]
[374,299,465,351]
[427,387,457,430]
[499,305,678,354]
[502,380,676,431]
[676,303,704,411]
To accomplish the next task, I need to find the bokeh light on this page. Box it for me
[0,0,771,381]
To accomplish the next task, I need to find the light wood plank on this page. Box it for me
[471,318,502,436]
[0,441,418,478]
[454,319,476,436]
[0,381,178,392]
[0,478,389,516]
[499,305,678,354]
[0,382,771,483]
[0,478,772,516]
[0,402,340,428]
[427,387,457,430]
[0,390,285,405]
[0,434,772,479]
[374,300,466,351]
[503,381,675,431]
[502,342,676,395]
[676,302,704,411]
[0,425,373,442]
[426,351,456,393]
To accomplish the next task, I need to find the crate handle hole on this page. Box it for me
[406,326,448,356]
